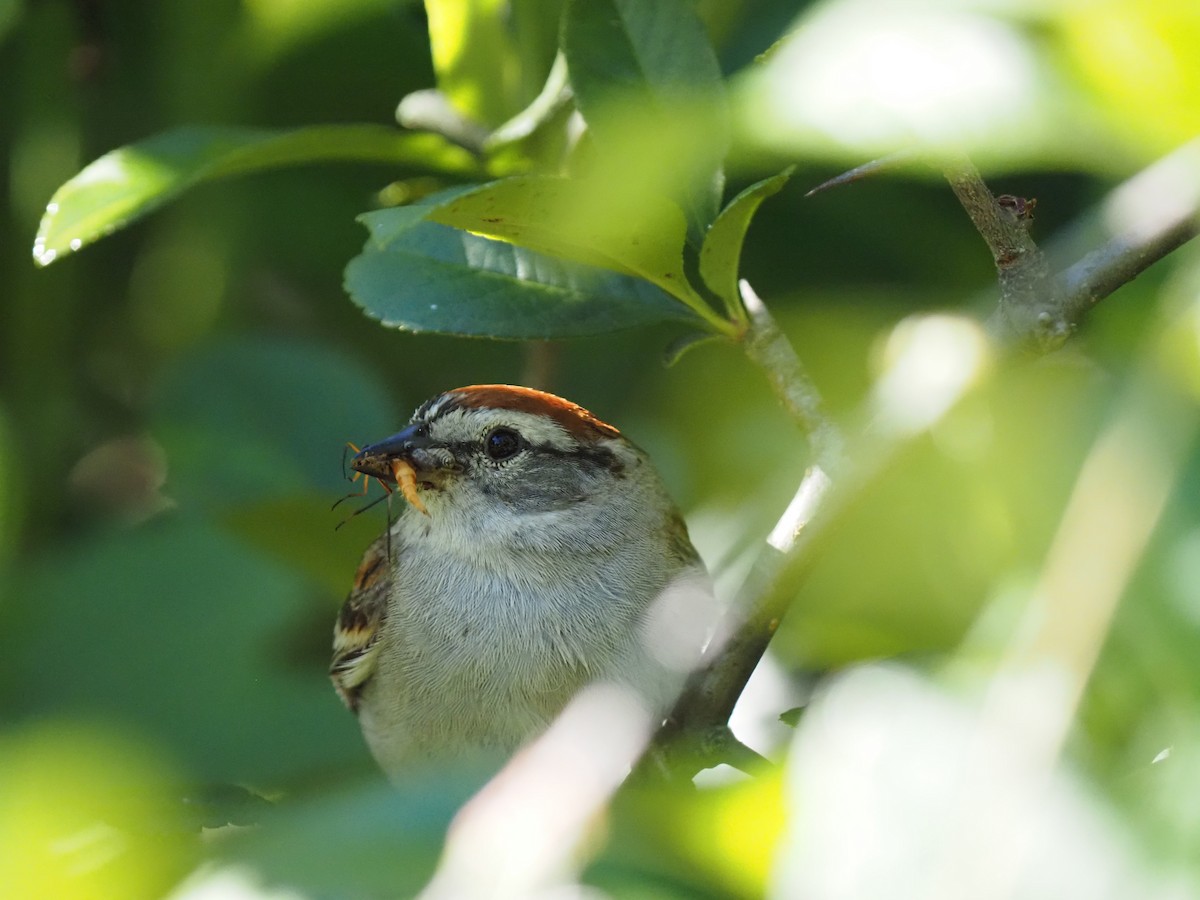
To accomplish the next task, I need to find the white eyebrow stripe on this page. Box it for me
[431,407,579,451]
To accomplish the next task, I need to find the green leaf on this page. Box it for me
[223,495,385,600]
[699,168,793,320]
[425,176,730,334]
[4,519,370,784]
[153,336,399,508]
[33,125,477,266]
[424,0,522,127]
[345,202,702,339]
[219,771,491,898]
[0,403,16,577]
[485,52,572,150]
[0,0,18,44]
[562,0,728,242]
[663,330,722,367]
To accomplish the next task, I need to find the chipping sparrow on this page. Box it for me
[331,384,712,778]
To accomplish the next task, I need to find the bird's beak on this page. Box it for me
[350,423,437,484]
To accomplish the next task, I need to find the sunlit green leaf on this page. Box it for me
[699,168,792,319]
[1060,3,1200,153]
[562,0,728,242]
[772,359,1112,668]
[0,723,194,899]
[485,52,572,150]
[592,773,785,899]
[425,176,730,332]
[734,4,1105,170]
[428,175,687,288]
[346,202,701,338]
[425,0,522,127]
[34,125,478,266]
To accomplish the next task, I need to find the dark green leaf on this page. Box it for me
[3,519,371,784]
[700,168,793,319]
[34,125,477,266]
[345,203,703,339]
[0,0,17,43]
[0,405,16,577]
[219,771,490,898]
[154,336,399,508]
[180,783,273,830]
[223,495,385,600]
[562,0,728,241]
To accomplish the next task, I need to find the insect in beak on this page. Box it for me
[335,442,429,519]
[388,457,428,516]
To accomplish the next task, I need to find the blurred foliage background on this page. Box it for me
[2,0,1200,897]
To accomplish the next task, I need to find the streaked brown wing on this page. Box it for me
[330,533,392,712]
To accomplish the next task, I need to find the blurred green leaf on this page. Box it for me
[224,494,386,599]
[219,770,490,899]
[1,518,370,784]
[664,330,723,367]
[0,404,16,578]
[0,722,195,899]
[346,202,703,338]
[699,168,792,320]
[485,52,572,150]
[773,359,1111,668]
[426,176,730,330]
[0,0,18,44]
[562,0,728,241]
[425,0,522,127]
[732,4,1111,171]
[591,773,785,900]
[1059,3,1200,153]
[180,782,273,830]
[153,336,398,510]
[34,125,478,266]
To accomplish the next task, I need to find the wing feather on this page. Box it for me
[331,534,392,712]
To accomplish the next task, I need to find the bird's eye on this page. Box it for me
[484,427,522,461]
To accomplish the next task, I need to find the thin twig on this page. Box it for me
[1058,140,1200,324]
[1060,220,1197,322]
[740,283,844,467]
[943,157,1066,348]
[660,283,842,769]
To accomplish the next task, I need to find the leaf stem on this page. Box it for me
[676,285,740,336]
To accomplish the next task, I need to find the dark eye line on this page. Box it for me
[440,438,616,466]
[440,439,625,476]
